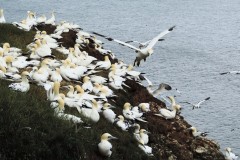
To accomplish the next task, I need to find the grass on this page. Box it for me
[0,24,153,160]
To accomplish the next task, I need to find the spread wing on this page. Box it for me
[146,26,175,50]
[91,32,141,52]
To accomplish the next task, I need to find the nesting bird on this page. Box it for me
[187,126,208,137]
[98,133,117,157]
[154,96,181,119]
[8,71,30,92]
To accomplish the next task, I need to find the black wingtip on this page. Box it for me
[205,97,210,100]
[169,26,176,31]
[220,72,228,75]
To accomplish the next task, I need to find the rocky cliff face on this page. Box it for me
[0,23,225,160]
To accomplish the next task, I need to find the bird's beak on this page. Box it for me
[114,118,119,123]
[109,136,118,140]
[60,86,69,89]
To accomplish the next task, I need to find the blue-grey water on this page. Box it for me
[1,0,240,154]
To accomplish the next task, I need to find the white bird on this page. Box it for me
[92,26,175,66]
[114,115,130,131]
[123,102,147,122]
[125,38,165,49]
[225,147,238,160]
[138,103,150,112]
[89,75,107,84]
[82,76,93,92]
[50,68,62,82]
[36,15,46,24]
[187,126,208,137]
[13,20,32,31]
[145,76,171,97]
[220,71,240,75]
[80,99,100,123]
[45,11,55,25]
[98,133,117,157]
[139,129,150,145]
[50,97,82,123]
[154,96,181,119]
[138,139,153,156]
[102,103,116,123]
[181,97,210,110]
[9,71,30,92]
[95,56,111,70]
[0,65,6,78]
[0,9,6,23]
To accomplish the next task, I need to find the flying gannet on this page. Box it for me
[181,97,210,110]
[92,26,175,66]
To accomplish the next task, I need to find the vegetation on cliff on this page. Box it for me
[0,23,225,160]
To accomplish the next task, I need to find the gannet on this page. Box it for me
[89,75,107,84]
[225,147,238,160]
[54,97,83,123]
[0,9,6,23]
[0,65,6,78]
[80,99,100,123]
[145,76,172,97]
[60,60,80,81]
[114,115,130,131]
[45,11,55,25]
[50,68,63,82]
[9,71,30,92]
[102,103,116,123]
[181,97,210,109]
[133,123,141,141]
[154,96,181,119]
[220,71,240,75]
[12,56,40,69]
[187,126,208,137]
[34,39,52,57]
[56,45,69,55]
[40,31,58,49]
[36,15,46,24]
[123,102,147,122]
[13,20,32,31]
[138,139,153,156]
[139,129,150,145]
[92,26,175,66]
[95,56,111,70]
[138,103,150,112]
[82,76,93,92]
[98,133,117,157]
[5,56,19,73]
[64,85,75,98]
[125,38,164,49]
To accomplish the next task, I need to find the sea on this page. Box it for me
[1,0,240,154]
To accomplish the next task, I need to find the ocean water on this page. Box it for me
[1,0,240,154]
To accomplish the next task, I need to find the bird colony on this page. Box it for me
[0,9,237,158]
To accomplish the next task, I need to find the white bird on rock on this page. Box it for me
[98,133,117,157]
[155,96,181,119]
[225,147,238,160]
[102,103,116,123]
[187,126,208,137]
[9,71,30,92]
[114,115,130,131]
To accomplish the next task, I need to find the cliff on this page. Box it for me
[0,23,225,160]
